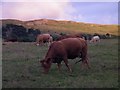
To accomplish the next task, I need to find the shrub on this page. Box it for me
[2,24,41,42]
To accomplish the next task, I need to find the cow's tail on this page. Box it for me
[75,59,82,64]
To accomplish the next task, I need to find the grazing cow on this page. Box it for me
[36,34,53,46]
[106,33,111,38]
[58,34,77,40]
[40,38,90,73]
[58,33,82,40]
[90,36,100,43]
[74,33,83,38]
[58,33,85,41]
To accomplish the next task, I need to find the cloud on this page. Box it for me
[2,0,78,21]
[1,1,118,24]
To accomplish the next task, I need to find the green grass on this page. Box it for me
[2,39,118,88]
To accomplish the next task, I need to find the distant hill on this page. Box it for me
[1,19,118,36]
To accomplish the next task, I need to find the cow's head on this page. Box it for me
[40,58,52,73]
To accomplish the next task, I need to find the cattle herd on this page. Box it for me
[35,33,101,46]
[35,33,102,73]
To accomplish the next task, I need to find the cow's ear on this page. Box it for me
[46,58,51,64]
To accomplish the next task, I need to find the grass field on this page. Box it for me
[2,39,118,88]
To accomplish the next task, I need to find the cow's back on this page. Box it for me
[36,34,51,45]
[93,36,100,39]
[58,34,77,40]
[56,38,86,59]
[43,34,50,39]
[62,37,85,48]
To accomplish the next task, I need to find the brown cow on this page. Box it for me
[36,34,53,46]
[74,33,83,38]
[40,38,90,73]
[58,33,83,41]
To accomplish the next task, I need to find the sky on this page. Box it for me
[0,0,119,25]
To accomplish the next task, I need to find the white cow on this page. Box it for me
[90,36,100,43]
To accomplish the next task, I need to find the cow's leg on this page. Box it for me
[45,42,47,46]
[63,57,72,72]
[98,39,100,42]
[57,63,61,72]
[47,41,50,47]
[36,41,40,46]
[81,47,90,69]
[82,57,90,69]
[38,40,42,46]
[48,38,50,46]
[41,41,44,45]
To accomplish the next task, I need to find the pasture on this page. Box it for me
[2,39,118,88]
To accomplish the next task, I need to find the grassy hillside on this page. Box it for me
[1,19,118,36]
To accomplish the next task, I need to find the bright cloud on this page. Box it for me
[2,1,78,21]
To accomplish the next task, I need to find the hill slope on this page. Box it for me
[1,19,118,36]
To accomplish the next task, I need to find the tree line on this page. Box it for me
[2,24,116,42]
[2,24,41,42]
